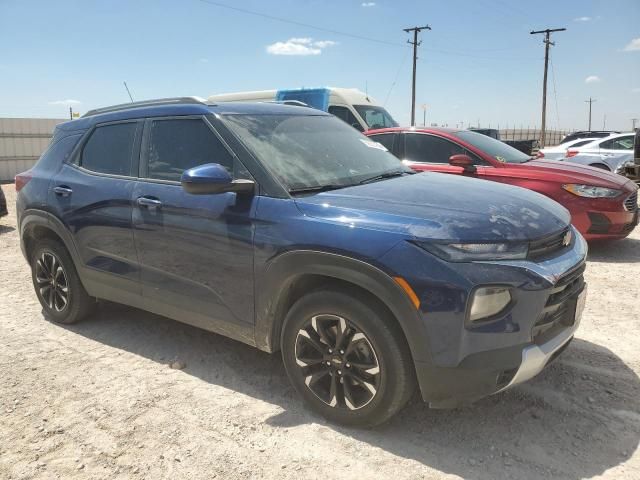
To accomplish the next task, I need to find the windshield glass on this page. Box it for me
[222,114,409,192]
[353,105,398,129]
[453,130,531,164]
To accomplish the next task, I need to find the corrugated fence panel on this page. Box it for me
[0,117,65,181]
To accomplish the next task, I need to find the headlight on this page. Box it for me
[469,287,512,322]
[416,241,528,262]
[562,184,621,198]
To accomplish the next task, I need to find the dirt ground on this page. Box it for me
[1,183,639,480]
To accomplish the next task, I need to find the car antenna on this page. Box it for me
[123,81,134,102]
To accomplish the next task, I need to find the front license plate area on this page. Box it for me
[574,286,587,327]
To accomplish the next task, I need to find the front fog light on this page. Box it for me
[469,287,512,322]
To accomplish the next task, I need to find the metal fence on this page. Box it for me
[0,118,64,182]
[498,128,570,146]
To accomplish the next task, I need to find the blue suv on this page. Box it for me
[17,98,587,426]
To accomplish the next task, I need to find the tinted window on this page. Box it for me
[600,136,634,150]
[369,133,396,153]
[146,119,233,182]
[405,134,466,164]
[38,134,82,171]
[82,123,137,175]
[328,106,363,131]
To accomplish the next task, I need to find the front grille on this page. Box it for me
[532,264,585,345]
[528,228,571,261]
[624,191,638,212]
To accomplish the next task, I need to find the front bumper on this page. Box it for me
[402,228,589,407]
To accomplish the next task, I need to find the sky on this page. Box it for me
[0,0,638,131]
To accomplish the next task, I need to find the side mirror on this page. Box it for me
[449,154,477,173]
[181,163,254,195]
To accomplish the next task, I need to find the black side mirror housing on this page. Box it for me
[181,163,255,195]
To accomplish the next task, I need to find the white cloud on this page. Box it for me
[48,99,81,105]
[266,38,336,56]
[361,2,376,6]
[623,38,640,52]
[573,16,591,22]
[585,75,601,84]
[632,87,640,93]
[312,40,337,48]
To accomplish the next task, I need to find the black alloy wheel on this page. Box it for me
[35,251,70,313]
[294,314,381,410]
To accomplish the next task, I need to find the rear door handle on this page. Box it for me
[136,196,162,209]
[53,186,73,197]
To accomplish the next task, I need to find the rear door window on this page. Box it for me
[404,133,464,164]
[81,122,138,176]
[368,133,397,155]
[144,118,234,182]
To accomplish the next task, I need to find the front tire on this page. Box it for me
[30,239,94,324]
[281,288,416,427]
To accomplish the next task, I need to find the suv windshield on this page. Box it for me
[353,105,398,129]
[453,130,531,164]
[222,114,410,192]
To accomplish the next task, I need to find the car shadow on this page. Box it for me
[61,303,639,480]
[0,224,16,235]
[588,237,640,263]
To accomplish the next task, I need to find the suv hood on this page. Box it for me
[521,159,636,191]
[294,172,570,242]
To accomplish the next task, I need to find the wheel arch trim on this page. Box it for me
[254,250,433,366]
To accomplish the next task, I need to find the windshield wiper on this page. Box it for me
[358,170,412,185]
[288,184,348,195]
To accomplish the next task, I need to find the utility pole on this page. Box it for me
[69,106,73,120]
[603,114,606,130]
[585,97,596,130]
[530,27,566,147]
[421,104,428,126]
[404,25,431,126]
[632,118,638,131]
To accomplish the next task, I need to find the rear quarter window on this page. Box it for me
[35,133,84,172]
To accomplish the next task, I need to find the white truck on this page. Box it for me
[207,87,398,132]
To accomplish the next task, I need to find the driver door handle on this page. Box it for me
[137,196,162,209]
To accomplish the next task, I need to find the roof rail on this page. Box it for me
[82,96,208,118]
[264,100,310,108]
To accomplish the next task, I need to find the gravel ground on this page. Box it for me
[1,183,639,480]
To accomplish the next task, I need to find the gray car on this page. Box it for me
[565,133,635,174]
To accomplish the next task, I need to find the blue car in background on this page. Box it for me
[16,98,587,426]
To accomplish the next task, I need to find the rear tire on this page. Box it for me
[30,238,95,324]
[281,288,416,427]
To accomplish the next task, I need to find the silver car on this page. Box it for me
[537,137,597,161]
[564,133,635,174]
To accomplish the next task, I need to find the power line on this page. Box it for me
[530,27,566,147]
[383,48,411,107]
[195,0,534,60]
[404,25,431,126]
[195,0,405,48]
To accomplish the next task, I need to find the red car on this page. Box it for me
[366,127,638,241]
